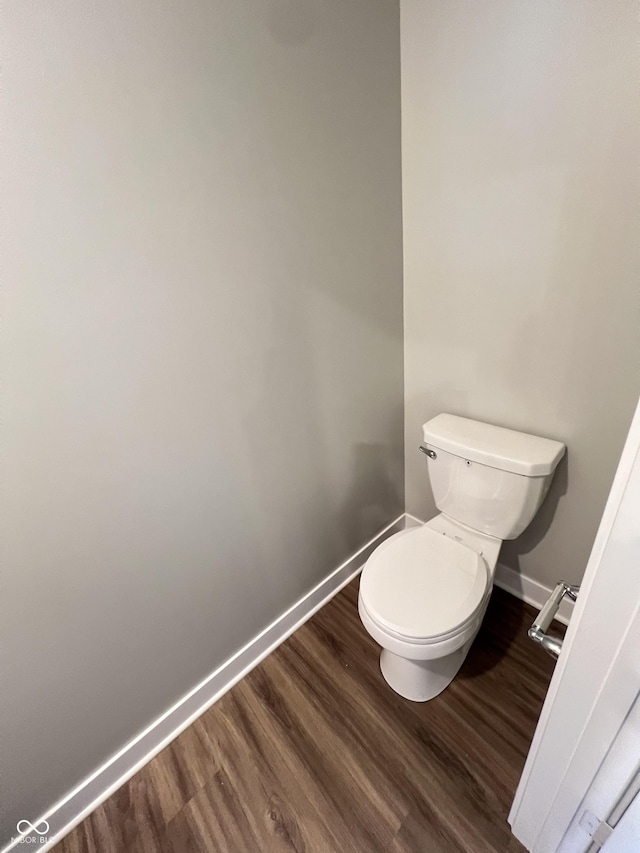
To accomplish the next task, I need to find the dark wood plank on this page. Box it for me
[54,583,556,853]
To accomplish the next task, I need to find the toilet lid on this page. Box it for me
[360,527,488,640]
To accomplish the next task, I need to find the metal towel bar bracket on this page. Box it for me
[528,581,579,659]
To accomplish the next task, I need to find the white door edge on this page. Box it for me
[509,395,640,853]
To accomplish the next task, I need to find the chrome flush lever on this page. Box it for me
[528,581,579,659]
[419,445,437,459]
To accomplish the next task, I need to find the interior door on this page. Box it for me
[508,395,640,853]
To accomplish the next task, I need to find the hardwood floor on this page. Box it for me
[55,582,557,853]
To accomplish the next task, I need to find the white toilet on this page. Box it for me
[358,414,565,702]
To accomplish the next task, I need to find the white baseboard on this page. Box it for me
[494,562,574,626]
[5,514,406,853]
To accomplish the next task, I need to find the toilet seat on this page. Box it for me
[359,526,489,641]
[359,596,483,647]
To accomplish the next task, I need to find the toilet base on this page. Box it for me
[380,639,473,702]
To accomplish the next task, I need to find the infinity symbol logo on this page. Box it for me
[16,819,50,836]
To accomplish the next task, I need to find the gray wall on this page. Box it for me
[1,1,403,841]
[402,0,640,588]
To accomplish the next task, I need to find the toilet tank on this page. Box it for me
[422,415,565,540]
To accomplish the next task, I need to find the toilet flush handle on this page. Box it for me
[419,445,437,459]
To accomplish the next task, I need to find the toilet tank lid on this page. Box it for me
[422,414,565,477]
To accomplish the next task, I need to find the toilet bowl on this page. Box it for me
[358,521,499,701]
[358,413,565,702]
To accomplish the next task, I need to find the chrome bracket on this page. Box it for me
[528,581,579,659]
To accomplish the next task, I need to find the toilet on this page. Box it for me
[358,414,565,702]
